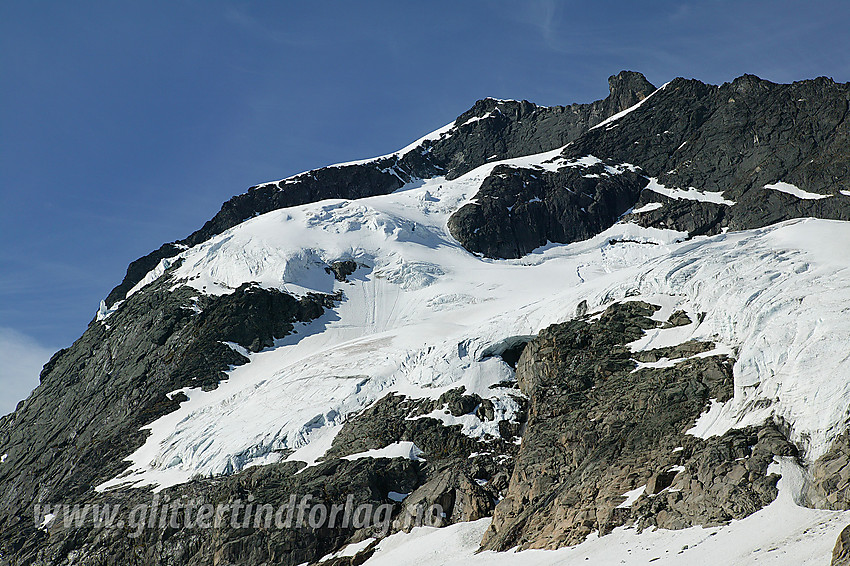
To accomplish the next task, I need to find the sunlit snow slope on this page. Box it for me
[359,459,848,566]
[97,145,850,514]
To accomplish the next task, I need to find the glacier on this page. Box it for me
[95,144,850,504]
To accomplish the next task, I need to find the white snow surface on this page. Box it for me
[320,538,375,562]
[765,181,832,200]
[631,201,663,214]
[96,299,123,322]
[645,177,737,205]
[589,82,670,131]
[38,514,56,531]
[341,441,424,461]
[615,485,646,509]
[359,458,848,566]
[97,145,850,494]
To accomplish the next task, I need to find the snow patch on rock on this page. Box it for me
[645,177,737,205]
[764,181,831,200]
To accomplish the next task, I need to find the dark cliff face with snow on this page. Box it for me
[2,72,850,566]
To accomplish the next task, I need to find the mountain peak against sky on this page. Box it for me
[607,70,656,110]
[100,70,659,307]
[5,0,850,365]
[6,5,850,564]
[99,71,850,308]
[3,63,850,564]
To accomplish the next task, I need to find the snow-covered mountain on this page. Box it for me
[2,71,850,566]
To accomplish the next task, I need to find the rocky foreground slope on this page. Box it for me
[2,72,850,565]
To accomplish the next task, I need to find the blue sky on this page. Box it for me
[2,0,849,413]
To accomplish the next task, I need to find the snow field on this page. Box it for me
[97,151,850,510]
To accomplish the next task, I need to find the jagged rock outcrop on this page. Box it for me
[834,524,850,566]
[450,74,850,256]
[448,160,648,258]
[480,302,795,550]
[806,432,850,510]
[431,70,655,182]
[325,260,360,282]
[394,468,494,530]
[25,458,421,566]
[323,390,523,462]
[629,424,795,532]
[7,385,524,565]
[323,389,525,534]
[571,75,850,197]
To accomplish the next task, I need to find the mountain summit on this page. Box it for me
[2,72,850,565]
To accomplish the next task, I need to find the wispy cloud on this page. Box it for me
[530,0,559,45]
[222,5,315,47]
[0,327,53,416]
[515,0,564,52]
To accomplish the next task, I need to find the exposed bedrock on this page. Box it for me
[481,301,797,551]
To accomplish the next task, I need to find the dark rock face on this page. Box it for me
[5,387,524,565]
[568,76,850,199]
[448,161,648,258]
[25,458,422,566]
[323,388,526,533]
[428,70,654,183]
[573,75,850,231]
[480,302,795,550]
[326,260,360,282]
[606,71,657,115]
[394,468,494,530]
[324,391,520,462]
[0,277,337,562]
[451,74,850,258]
[627,195,729,237]
[629,425,795,532]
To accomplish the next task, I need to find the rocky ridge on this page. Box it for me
[103,71,656,307]
[2,71,850,565]
[449,74,850,256]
